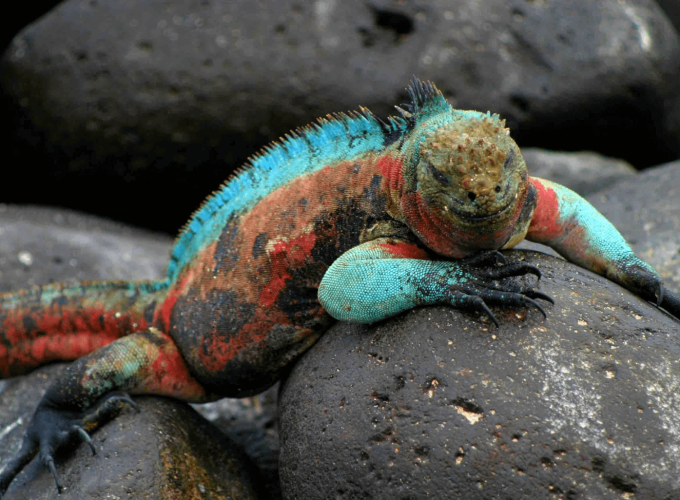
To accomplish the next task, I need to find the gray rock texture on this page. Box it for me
[193,385,282,500]
[279,251,680,500]
[0,204,172,292]
[1,0,679,232]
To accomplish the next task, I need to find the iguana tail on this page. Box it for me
[0,280,170,378]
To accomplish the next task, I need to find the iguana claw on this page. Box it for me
[478,300,500,328]
[524,297,547,319]
[43,456,62,494]
[526,290,554,305]
[73,425,96,455]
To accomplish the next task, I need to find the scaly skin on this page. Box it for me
[1,78,678,495]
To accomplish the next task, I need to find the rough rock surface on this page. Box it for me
[193,385,282,500]
[0,365,262,500]
[279,251,680,500]
[1,0,679,232]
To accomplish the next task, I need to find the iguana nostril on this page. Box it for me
[467,192,476,202]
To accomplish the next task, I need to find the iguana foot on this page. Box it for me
[0,392,138,496]
[616,261,680,320]
[444,257,553,327]
[451,288,552,327]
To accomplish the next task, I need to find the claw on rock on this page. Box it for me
[527,290,554,305]
[479,301,499,328]
[110,393,140,413]
[73,425,96,456]
[44,456,62,494]
[524,297,547,319]
[524,265,542,281]
[492,250,506,265]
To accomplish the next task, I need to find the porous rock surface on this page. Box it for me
[279,251,680,500]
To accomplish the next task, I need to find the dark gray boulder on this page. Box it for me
[192,385,282,500]
[279,251,680,500]
[1,0,679,232]
[0,204,172,292]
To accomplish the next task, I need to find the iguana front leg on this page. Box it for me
[318,238,552,326]
[0,328,212,495]
[527,177,680,317]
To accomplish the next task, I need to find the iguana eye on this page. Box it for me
[495,185,501,193]
[503,149,515,169]
[467,192,476,202]
[427,163,451,186]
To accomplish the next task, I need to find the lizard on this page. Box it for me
[1,78,678,495]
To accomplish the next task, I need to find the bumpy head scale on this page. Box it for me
[419,116,512,212]
[416,111,523,223]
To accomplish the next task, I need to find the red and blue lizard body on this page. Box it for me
[1,79,678,494]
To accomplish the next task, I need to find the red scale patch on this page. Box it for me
[260,231,318,308]
[378,241,429,260]
[527,178,562,241]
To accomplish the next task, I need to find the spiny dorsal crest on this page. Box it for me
[396,77,451,129]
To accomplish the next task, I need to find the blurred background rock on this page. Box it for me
[1,0,679,232]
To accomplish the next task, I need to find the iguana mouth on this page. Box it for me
[448,192,516,222]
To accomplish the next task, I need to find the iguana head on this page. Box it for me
[398,104,532,257]
[386,79,534,257]
[415,114,527,225]
[407,113,531,256]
